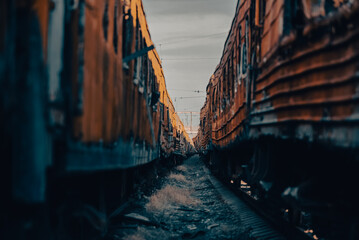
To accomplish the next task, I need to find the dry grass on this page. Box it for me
[123,227,170,240]
[176,165,187,172]
[168,173,188,183]
[123,233,145,240]
[145,185,199,213]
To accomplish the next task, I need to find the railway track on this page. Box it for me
[203,163,315,240]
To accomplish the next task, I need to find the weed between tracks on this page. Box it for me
[168,173,189,183]
[119,157,244,240]
[123,226,170,240]
[176,165,188,172]
[145,185,199,213]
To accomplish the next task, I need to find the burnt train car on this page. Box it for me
[174,113,195,157]
[160,88,194,161]
[0,0,191,238]
[196,0,359,239]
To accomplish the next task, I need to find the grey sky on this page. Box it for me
[142,0,237,134]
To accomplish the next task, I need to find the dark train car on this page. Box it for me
[197,0,359,239]
[0,0,192,239]
[171,108,194,160]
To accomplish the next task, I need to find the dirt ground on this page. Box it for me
[111,155,244,240]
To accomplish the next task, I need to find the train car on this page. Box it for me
[197,1,359,239]
[173,113,195,158]
[0,0,191,239]
[160,89,195,162]
[192,135,199,152]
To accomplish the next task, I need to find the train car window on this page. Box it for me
[229,52,232,98]
[102,1,109,41]
[151,66,155,93]
[214,87,217,111]
[160,103,164,121]
[223,67,226,99]
[143,51,148,95]
[302,0,354,19]
[283,0,297,36]
[151,91,160,107]
[300,0,349,19]
[138,35,146,92]
[216,86,218,111]
[231,50,235,98]
[219,77,223,112]
[242,18,248,75]
[260,0,266,25]
[224,76,227,104]
[167,109,170,128]
[228,58,231,99]
[169,127,173,142]
[222,88,226,111]
[151,68,155,92]
[75,0,86,114]
[148,62,152,89]
[135,17,140,51]
[237,27,241,83]
[122,7,132,59]
[147,60,150,92]
[301,0,324,18]
[231,55,234,99]
[144,40,148,93]
[134,19,141,86]
[212,88,216,110]
[203,117,206,132]
[164,106,168,124]
[68,0,80,10]
[241,43,247,75]
[113,1,118,53]
[227,60,230,101]
[255,0,266,26]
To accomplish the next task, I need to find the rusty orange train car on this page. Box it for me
[0,0,193,238]
[196,0,359,239]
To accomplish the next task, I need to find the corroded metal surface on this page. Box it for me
[196,0,359,150]
[195,2,359,237]
[59,0,193,168]
[0,0,194,204]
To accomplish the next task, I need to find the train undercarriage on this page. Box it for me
[204,137,359,240]
[1,150,185,240]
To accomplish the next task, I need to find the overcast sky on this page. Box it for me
[142,0,238,132]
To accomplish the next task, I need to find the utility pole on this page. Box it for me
[190,112,192,131]
[176,111,199,138]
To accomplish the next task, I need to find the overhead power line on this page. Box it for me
[162,57,218,61]
[157,32,227,46]
[169,89,205,93]
[175,96,205,99]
